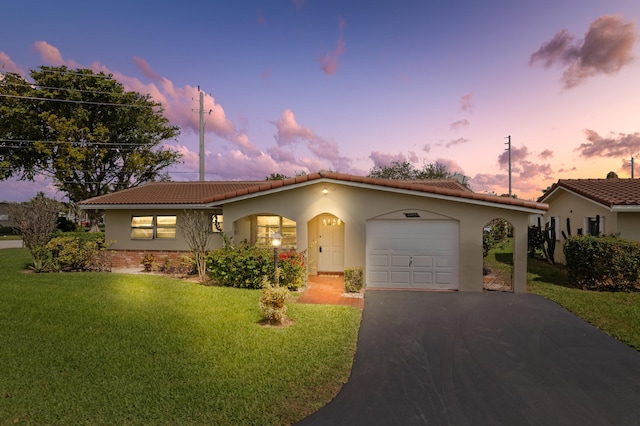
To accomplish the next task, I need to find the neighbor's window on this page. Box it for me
[586,216,605,236]
[211,214,223,233]
[256,215,296,249]
[0,214,8,221]
[131,215,177,239]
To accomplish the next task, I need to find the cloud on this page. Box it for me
[538,149,554,160]
[423,144,431,153]
[0,52,26,75]
[450,119,470,131]
[270,109,352,172]
[33,41,78,67]
[577,129,640,158]
[133,56,162,82]
[369,151,408,168]
[318,18,346,76]
[498,145,530,171]
[530,15,637,88]
[460,93,474,113]
[271,109,315,146]
[292,0,306,11]
[446,137,469,148]
[435,158,465,174]
[257,8,266,25]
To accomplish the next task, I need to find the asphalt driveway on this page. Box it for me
[298,291,640,425]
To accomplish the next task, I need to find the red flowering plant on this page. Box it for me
[277,250,306,291]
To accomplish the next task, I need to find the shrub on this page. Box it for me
[344,267,363,293]
[564,235,640,291]
[141,253,157,272]
[45,233,111,272]
[207,243,273,289]
[207,243,306,290]
[259,277,289,325]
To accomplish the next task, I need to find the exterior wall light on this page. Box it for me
[322,188,329,195]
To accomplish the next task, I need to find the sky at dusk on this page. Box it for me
[1,0,640,202]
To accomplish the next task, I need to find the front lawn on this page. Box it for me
[0,248,361,425]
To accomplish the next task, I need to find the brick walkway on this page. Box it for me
[296,275,364,310]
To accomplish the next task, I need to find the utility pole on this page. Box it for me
[505,135,512,197]
[199,88,205,182]
[631,156,635,179]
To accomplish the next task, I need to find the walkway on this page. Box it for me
[296,275,364,309]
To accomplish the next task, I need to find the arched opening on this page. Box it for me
[483,218,514,292]
[307,213,345,276]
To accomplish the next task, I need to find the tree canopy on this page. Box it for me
[0,66,181,204]
[368,160,453,181]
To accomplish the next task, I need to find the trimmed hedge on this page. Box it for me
[344,267,363,293]
[564,235,640,291]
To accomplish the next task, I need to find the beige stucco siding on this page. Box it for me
[222,182,533,292]
[618,212,640,241]
[105,209,225,251]
[544,191,615,264]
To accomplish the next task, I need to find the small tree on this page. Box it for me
[8,192,60,265]
[177,210,213,281]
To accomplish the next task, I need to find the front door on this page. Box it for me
[318,214,344,273]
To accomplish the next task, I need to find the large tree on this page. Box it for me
[368,160,452,180]
[0,66,181,227]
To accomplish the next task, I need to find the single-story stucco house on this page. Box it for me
[538,178,640,264]
[79,172,548,292]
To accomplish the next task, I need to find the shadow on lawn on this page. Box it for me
[528,258,571,288]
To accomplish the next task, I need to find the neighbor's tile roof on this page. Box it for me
[79,181,264,205]
[539,179,640,207]
[79,172,548,211]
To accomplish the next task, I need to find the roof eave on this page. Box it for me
[78,203,220,210]
[612,205,640,212]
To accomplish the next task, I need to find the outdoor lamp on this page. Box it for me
[270,232,282,286]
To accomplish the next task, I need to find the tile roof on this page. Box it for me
[78,181,263,206]
[539,179,640,207]
[79,172,548,211]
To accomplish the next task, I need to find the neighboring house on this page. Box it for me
[0,202,15,229]
[79,172,548,292]
[538,178,640,264]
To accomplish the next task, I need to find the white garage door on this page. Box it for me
[366,219,459,290]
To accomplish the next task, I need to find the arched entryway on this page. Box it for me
[308,213,345,275]
[482,218,514,292]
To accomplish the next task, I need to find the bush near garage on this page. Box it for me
[44,232,112,272]
[207,243,306,290]
[564,235,640,291]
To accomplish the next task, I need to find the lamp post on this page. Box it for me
[270,232,282,286]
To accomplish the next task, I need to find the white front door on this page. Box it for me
[318,214,344,273]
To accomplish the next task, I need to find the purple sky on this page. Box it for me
[1,0,640,202]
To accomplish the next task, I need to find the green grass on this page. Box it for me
[527,257,640,351]
[485,242,640,350]
[0,249,361,425]
[484,238,514,289]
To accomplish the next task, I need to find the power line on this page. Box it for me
[0,93,154,108]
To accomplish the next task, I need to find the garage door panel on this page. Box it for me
[366,220,459,290]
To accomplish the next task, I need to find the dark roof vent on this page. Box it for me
[404,212,420,218]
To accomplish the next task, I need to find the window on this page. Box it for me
[585,216,605,236]
[0,214,8,221]
[256,215,296,249]
[131,215,177,239]
[211,214,223,233]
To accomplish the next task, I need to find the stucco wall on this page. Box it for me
[618,212,640,241]
[544,191,614,264]
[222,182,534,292]
[105,209,225,251]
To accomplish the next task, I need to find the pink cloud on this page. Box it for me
[318,18,346,76]
[292,0,306,11]
[577,129,640,158]
[0,52,26,75]
[257,8,266,25]
[271,109,315,146]
[369,151,408,168]
[435,158,465,175]
[450,119,470,131]
[133,56,162,82]
[33,41,77,67]
[539,149,554,160]
[530,15,637,88]
[460,93,474,113]
[446,138,469,148]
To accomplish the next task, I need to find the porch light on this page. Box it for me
[322,187,329,195]
[271,232,282,286]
